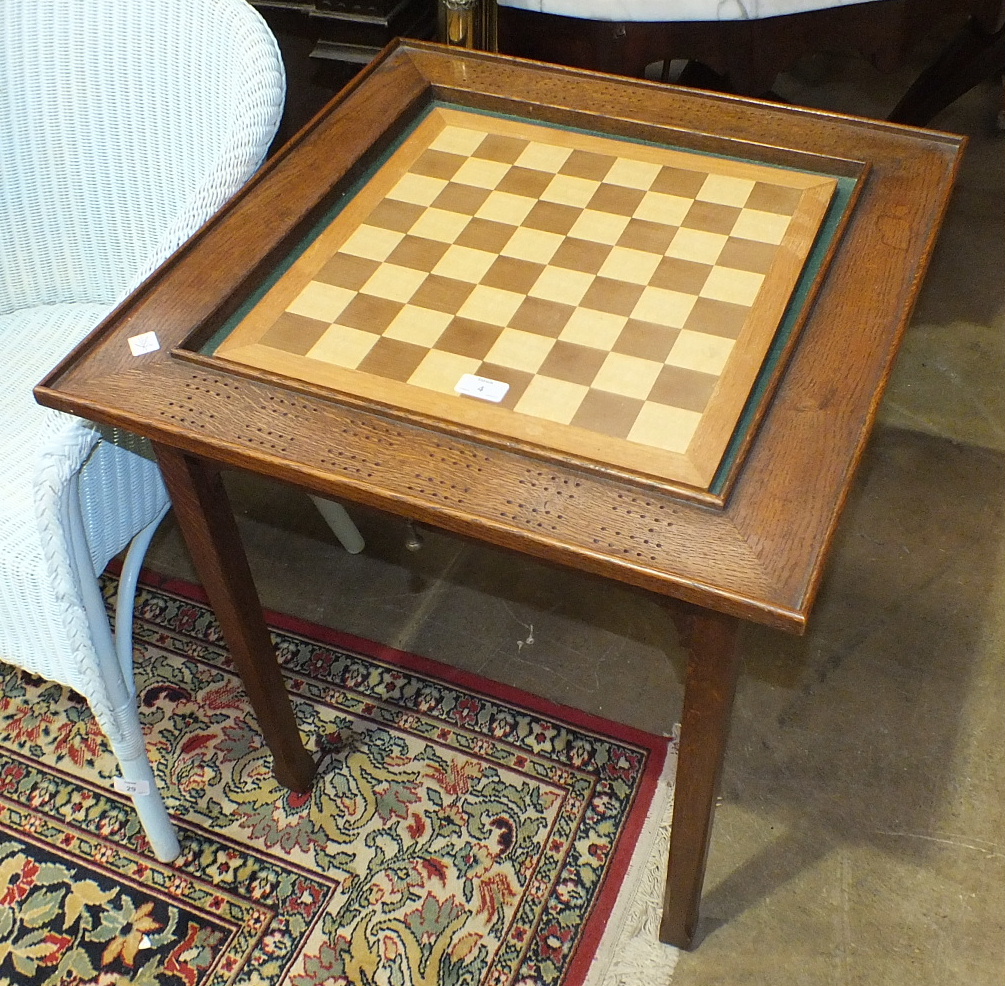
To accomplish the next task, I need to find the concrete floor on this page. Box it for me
[144,25,1005,986]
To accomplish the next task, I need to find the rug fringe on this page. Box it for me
[583,730,680,986]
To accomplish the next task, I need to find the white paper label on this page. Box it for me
[113,777,151,797]
[455,373,509,403]
[128,331,160,356]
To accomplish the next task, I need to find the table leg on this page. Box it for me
[152,444,317,793]
[660,607,741,949]
[889,11,1005,126]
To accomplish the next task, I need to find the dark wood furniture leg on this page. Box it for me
[889,1,1005,124]
[661,607,742,949]
[497,2,910,98]
[152,444,317,793]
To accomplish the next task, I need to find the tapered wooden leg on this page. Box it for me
[660,607,741,949]
[153,444,316,793]
[889,14,1005,126]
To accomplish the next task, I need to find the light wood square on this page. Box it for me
[567,209,632,245]
[514,375,590,424]
[557,307,628,349]
[633,191,693,226]
[598,246,663,285]
[631,286,698,328]
[360,263,428,303]
[407,348,482,394]
[288,281,355,323]
[306,324,379,368]
[528,265,595,306]
[628,402,702,453]
[383,305,453,347]
[475,190,537,225]
[500,226,565,265]
[457,284,526,326]
[541,174,602,208]
[697,174,756,207]
[604,158,663,190]
[408,207,472,243]
[388,172,449,207]
[484,327,556,372]
[340,225,406,262]
[666,228,728,265]
[515,141,573,173]
[700,266,765,307]
[430,125,487,156]
[731,208,792,245]
[592,351,664,399]
[666,328,735,374]
[451,157,512,190]
[432,244,498,283]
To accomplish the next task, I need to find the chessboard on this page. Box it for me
[213,106,838,491]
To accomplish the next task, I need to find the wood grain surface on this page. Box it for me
[37,41,964,632]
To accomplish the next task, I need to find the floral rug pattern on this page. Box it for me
[0,574,666,985]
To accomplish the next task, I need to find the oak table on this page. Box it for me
[36,41,963,949]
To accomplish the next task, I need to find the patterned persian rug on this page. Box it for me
[0,572,679,986]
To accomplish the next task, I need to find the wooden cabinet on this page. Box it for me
[252,0,437,65]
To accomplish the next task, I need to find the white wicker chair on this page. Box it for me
[0,0,287,862]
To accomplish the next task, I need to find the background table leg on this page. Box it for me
[889,5,1005,125]
[660,607,741,949]
[152,445,317,793]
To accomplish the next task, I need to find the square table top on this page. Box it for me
[36,41,964,632]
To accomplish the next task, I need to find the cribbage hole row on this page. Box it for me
[162,371,687,562]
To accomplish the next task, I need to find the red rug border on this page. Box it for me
[120,562,670,986]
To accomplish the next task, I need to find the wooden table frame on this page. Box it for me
[37,41,962,949]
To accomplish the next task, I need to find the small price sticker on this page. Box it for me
[113,777,151,797]
[455,373,509,403]
[127,331,161,356]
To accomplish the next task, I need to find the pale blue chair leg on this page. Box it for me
[105,697,180,863]
[115,501,172,696]
[68,480,180,862]
[309,495,365,554]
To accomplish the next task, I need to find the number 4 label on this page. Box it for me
[455,373,509,403]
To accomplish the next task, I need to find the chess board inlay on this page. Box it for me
[212,106,838,490]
